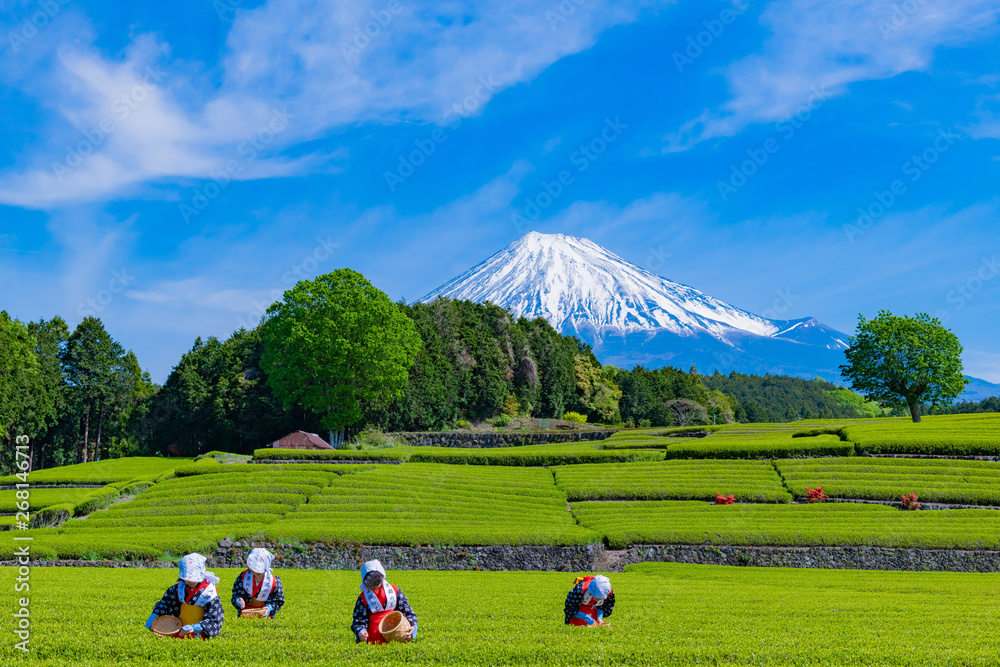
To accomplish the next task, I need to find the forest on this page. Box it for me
[2,295,995,471]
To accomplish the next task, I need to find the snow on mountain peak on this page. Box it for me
[419,231,784,342]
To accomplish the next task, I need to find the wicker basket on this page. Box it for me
[240,606,269,618]
[150,615,182,637]
[378,611,411,643]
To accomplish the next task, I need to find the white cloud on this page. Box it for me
[0,0,661,209]
[663,0,1000,152]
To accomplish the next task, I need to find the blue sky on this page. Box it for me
[1,0,998,384]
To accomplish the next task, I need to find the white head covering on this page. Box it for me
[247,548,274,574]
[361,559,385,580]
[179,553,220,585]
[587,575,612,600]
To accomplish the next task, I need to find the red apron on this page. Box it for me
[362,584,398,645]
[569,576,605,626]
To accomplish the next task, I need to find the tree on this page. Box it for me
[62,317,127,462]
[840,311,968,423]
[0,313,44,474]
[261,270,422,447]
[667,398,708,427]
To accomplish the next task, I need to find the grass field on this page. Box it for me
[776,457,1000,505]
[1,564,996,666]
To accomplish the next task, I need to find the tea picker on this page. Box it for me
[232,547,285,618]
[145,553,225,639]
[564,575,614,626]
[351,559,418,644]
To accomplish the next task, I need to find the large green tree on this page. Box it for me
[840,311,968,422]
[261,270,422,447]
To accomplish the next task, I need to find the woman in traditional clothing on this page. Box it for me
[231,547,285,618]
[564,575,614,626]
[145,553,225,639]
[351,560,418,644]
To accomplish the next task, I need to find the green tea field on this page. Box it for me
[2,564,997,666]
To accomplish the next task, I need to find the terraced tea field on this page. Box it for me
[776,457,1000,505]
[266,463,597,545]
[1,564,996,666]
[6,413,1000,562]
[573,500,1000,549]
[553,460,792,502]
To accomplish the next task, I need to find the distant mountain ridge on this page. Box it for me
[420,232,996,400]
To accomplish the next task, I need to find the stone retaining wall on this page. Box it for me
[387,430,616,448]
[11,542,1000,573]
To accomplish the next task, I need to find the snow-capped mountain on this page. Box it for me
[419,232,997,397]
[421,231,847,357]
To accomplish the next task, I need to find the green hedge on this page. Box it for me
[139,482,322,500]
[255,445,664,466]
[102,503,295,518]
[665,435,854,460]
[31,502,75,528]
[174,462,372,477]
[0,487,98,512]
[123,491,306,508]
[253,448,410,461]
[72,486,121,516]
[0,523,269,560]
[63,513,282,529]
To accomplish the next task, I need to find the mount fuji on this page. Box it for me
[419,232,852,383]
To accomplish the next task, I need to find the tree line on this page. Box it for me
[2,274,989,471]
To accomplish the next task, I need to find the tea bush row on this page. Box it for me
[553,460,792,502]
[572,500,1000,549]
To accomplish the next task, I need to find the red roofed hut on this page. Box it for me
[270,431,333,450]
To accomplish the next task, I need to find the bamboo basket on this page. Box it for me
[378,611,411,642]
[150,615,182,637]
[240,606,269,618]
